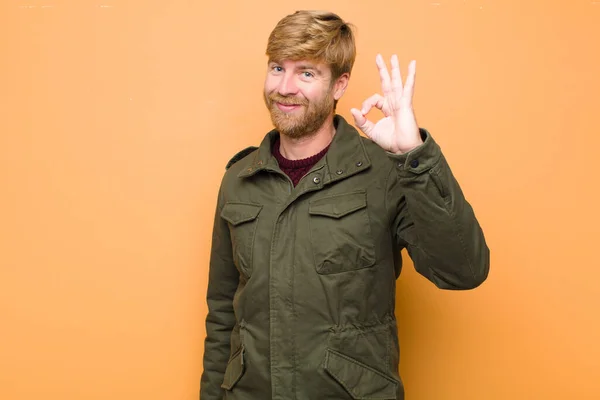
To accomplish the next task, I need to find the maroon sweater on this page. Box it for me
[272,137,330,187]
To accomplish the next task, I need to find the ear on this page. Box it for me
[332,73,350,100]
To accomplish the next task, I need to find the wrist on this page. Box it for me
[394,138,424,154]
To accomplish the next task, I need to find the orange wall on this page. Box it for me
[1,1,599,399]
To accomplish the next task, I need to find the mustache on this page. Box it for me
[268,93,308,106]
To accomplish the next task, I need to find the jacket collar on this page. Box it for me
[238,114,371,183]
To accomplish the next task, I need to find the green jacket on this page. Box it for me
[200,115,489,400]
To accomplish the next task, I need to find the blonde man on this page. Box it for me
[200,10,489,400]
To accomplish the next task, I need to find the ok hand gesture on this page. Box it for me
[351,54,423,154]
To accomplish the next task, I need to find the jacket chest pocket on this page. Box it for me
[220,202,262,277]
[308,190,376,274]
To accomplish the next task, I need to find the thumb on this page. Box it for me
[350,108,373,135]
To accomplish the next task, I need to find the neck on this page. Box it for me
[279,114,336,160]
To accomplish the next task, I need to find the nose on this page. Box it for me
[277,72,298,96]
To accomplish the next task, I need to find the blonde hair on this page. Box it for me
[266,10,357,81]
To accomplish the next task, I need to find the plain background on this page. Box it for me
[1,0,599,399]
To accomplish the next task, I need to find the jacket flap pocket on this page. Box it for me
[221,346,245,391]
[221,203,262,226]
[309,191,367,219]
[324,349,398,400]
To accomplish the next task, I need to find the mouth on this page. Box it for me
[276,102,302,112]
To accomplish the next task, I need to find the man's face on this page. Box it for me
[263,59,341,139]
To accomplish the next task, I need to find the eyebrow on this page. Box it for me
[296,63,322,75]
[267,60,324,76]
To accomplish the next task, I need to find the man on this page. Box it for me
[200,10,489,400]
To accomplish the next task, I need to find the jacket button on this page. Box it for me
[313,176,321,184]
[356,161,363,167]
[410,159,419,168]
[336,170,343,175]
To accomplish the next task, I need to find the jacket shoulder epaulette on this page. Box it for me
[226,146,258,170]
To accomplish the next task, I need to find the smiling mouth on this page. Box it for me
[276,103,302,111]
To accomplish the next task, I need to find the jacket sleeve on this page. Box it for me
[385,128,490,289]
[200,185,239,398]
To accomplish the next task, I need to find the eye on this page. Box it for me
[272,66,283,72]
[303,71,314,78]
